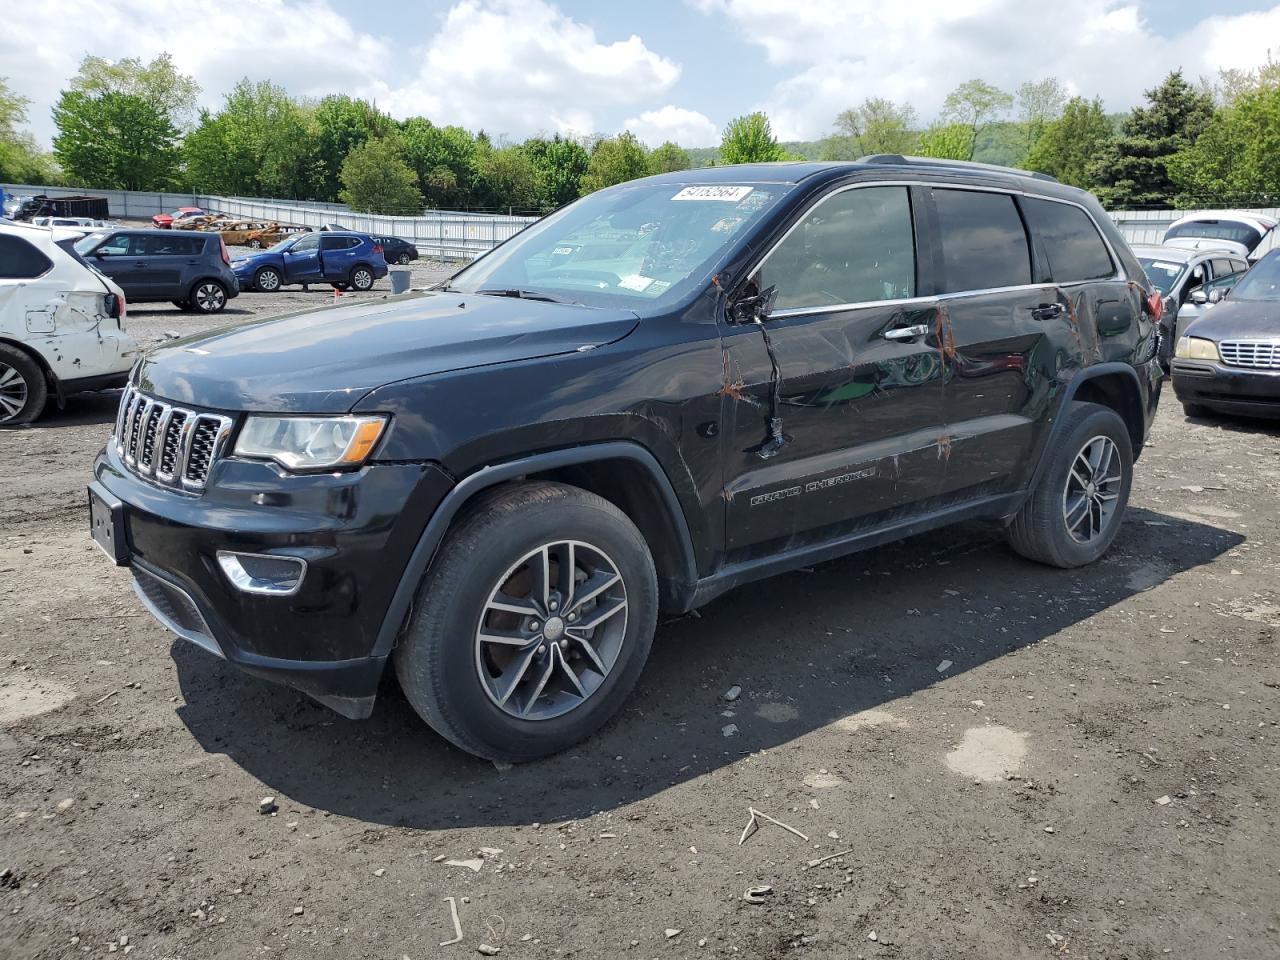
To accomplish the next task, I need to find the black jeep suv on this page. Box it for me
[89,158,1163,762]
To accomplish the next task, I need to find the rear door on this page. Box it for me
[721,183,950,555]
[925,187,1071,499]
[140,233,198,298]
[282,233,323,282]
[320,235,360,280]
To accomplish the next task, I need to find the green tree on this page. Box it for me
[471,142,539,211]
[917,122,974,161]
[647,141,691,175]
[1090,71,1215,208]
[1025,96,1114,188]
[53,90,179,189]
[69,53,200,127]
[1016,77,1068,157]
[1168,79,1280,205]
[941,79,1013,161]
[0,78,58,184]
[579,131,650,194]
[183,79,319,198]
[338,137,422,214]
[312,95,394,201]
[400,118,477,208]
[827,98,917,159]
[720,112,785,164]
[523,135,591,209]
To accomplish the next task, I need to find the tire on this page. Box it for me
[254,267,282,292]
[247,239,262,249]
[1182,401,1211,418]
[349,265,375,291]
[1007,401,1133,568]
[0,344,49,427]
[394,481,658,762]
[189,280,228,313]
[396,252,411,265]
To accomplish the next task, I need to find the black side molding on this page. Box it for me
[371,441,699,656]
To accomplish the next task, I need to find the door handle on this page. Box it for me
[1031,303,1065,321]
[883,324,930,341]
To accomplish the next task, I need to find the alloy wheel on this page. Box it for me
[1062,435,1122,544]
[194,283,226,312]
[0,361,29,422]
[474,539,628,721]
[257,269,280,292]
[352,268,373,290]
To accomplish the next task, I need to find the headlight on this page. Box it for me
[1174,336,1221,361]
[234,415,387,470]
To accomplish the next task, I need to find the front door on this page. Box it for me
[721,184,950,557]
[282,233,323,283]
[89,233,149,299]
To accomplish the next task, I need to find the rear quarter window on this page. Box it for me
[1020,197,1114,283]
[0,234,54,279]
[932,189,1032,293]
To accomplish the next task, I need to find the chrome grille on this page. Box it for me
[114,386,232,492]
[1219,340,1280,370]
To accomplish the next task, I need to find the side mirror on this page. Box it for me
[1189,289,1208,306]
[731,284,778,323]
[1208,289,1225,304]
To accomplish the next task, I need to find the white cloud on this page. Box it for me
[381,0,680,140]
[691,0,1280,141]
[623,105,721,147]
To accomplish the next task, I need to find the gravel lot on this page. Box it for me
[1,273,1278,959]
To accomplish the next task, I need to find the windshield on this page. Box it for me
[74,232,109,254]
[1225,252,1280,301]
[1165,220,1265,252]
[1137,257,1185,296]
[448,182,792,308]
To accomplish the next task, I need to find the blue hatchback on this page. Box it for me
[232,231,388,292]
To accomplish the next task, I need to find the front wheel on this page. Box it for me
[254,267,281,292]
[247,239,262,249]
[349,265,375,291]
[394,482,658,762]
[1007,401,1133,568]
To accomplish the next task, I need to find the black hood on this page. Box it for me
[136,292,640,413]
[1184,298,1280,342]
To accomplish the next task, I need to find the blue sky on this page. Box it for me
[5,0,1280,147]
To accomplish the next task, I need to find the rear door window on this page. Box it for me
[757,186,916,311]
[144,235,204,256]
[321,235,359,251]
[0,235,54,278]
[931,189,1032,293]
[1020,197,1115,283]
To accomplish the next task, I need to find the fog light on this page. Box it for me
[217,551,307,596]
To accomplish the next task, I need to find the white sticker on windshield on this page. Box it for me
[1152,261,1181,271]
[619,274,656,292]
[671,185,754,202]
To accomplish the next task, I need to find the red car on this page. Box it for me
[151,207,205,229]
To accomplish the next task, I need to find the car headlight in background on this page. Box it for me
[1175,336,1221,361]
[234,415,387,470]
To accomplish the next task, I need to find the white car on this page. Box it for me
[0,222,138,425]
[1163,211,1277,260]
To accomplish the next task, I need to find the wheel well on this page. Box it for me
[512,459,690,611]
[0,336,56,390]
[1072,372,1143,452]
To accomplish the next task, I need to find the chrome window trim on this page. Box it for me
[747,178,1127,322]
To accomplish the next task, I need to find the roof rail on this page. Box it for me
[858,154,1060,184]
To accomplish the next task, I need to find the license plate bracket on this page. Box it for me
[88,483,129,565]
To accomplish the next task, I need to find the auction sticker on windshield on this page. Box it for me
[672,186,753,202]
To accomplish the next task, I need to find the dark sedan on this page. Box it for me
[373,235,419,265]
[1173,251,1280,419]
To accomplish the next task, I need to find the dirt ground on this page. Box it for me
[1,271,1278,959]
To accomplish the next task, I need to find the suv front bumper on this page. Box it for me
[1172,359,1280,418]
[90,444,453,717]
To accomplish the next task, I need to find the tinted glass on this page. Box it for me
[1227,252,1280,302]
[0,235,54,278]
[757,186,915,310]
[143,234,203,256]
[1020,198,1114,282]
[932,189,1031,292]
[89,233,139,256]
[1136,257,1185,296]
[1211,258,1244,279]
[1166,220,1264,250]
[292,234,320,252]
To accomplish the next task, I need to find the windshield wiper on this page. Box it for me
[476,288,574,304]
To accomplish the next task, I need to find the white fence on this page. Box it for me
[3,183,536,260]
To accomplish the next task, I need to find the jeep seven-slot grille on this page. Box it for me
[1218,340,1280,370]
[114,387,232,491]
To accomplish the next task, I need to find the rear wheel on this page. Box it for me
[190,280,228,313]
[394,482,658,762]
[349,265,375,291]
[0,345,48,427]
[1008,401,1133,568]
[396,252,412,265]
[254,267,281,292]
